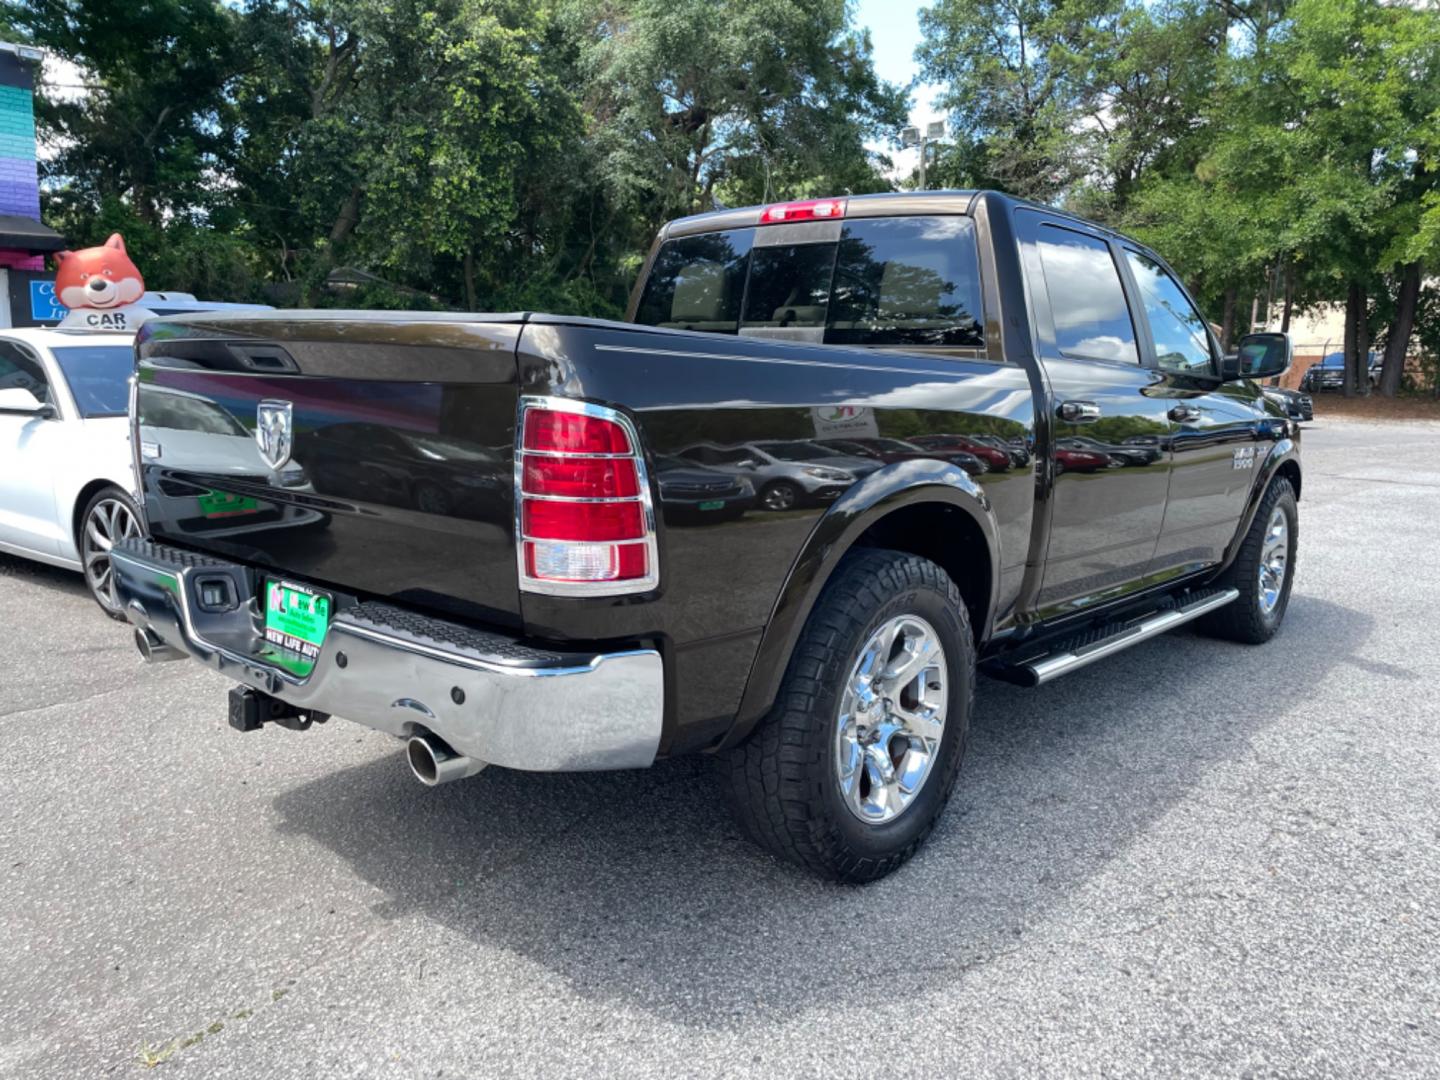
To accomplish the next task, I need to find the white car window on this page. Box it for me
[0,341,51,405]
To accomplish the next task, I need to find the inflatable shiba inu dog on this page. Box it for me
[54,234,145,310]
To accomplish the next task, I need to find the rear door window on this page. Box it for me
[634,215,985,348]
[1034,226,1138,364]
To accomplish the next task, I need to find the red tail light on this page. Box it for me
[516,398,658,595]
[759,197,847,225]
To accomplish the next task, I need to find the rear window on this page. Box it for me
[634,230,752,333]
[634,216,984,348]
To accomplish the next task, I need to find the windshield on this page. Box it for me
[51,346,134,418]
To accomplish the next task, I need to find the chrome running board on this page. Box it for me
[995,588,1241,687]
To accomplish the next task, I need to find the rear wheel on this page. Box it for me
[1199,477,1297,644]
[79,486,143,621]
[723,549,973,882]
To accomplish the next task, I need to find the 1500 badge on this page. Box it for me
[1233,446,1257,470]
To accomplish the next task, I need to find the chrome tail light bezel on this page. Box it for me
[514,395,660,597]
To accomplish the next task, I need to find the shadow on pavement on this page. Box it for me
[0,552,90,599]
[272,593,1365,1030]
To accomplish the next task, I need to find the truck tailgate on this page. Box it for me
[133,312,525,626]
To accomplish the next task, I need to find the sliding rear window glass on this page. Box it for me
[740,244,837,335]
[634,229,752,333]
[633,216,984,347]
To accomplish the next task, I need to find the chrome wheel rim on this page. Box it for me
[1258,506,1288,615]
[83,497,141,612]
[835,614,948,825]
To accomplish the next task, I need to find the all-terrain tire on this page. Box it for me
[722,549,974,883]
[1198,477,1298,644]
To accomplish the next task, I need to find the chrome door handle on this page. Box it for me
[1169,404,1202,423]
[1057,400,1101,423]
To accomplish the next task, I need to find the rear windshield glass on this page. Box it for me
[634,230,752,333]
[634,216,984,348]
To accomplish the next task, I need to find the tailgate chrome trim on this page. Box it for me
[111,539,664,771]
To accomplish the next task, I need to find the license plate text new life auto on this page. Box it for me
[264,580,331,659]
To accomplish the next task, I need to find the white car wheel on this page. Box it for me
[80,487,143,620]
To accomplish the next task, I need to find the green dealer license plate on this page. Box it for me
[697,500,726,511]
[263,580,331,661]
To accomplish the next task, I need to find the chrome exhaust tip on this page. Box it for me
[134,627,185,663]
[406,733,487,786]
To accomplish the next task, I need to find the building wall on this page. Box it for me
[0,51,42,272]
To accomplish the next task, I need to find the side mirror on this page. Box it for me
[0,387,54,418]
[1229,333,1292,381]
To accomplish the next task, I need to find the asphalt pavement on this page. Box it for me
[1,416,1437,1078]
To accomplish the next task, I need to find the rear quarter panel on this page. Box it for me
[516,319,1037,751]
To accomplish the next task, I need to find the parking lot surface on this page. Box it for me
[1,417,1437,1078]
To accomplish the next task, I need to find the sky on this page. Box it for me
[852,0,946,178]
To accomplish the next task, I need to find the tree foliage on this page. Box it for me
[6,0,903,315]
[919,0,1440,394]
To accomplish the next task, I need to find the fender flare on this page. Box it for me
[1219,435,1300,573]
[720,460,1001,749]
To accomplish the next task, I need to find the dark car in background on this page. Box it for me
[1302,350,1379,392]
[299,421,507,520]
[1056,433,1160,467]
[678,440,876,511]
[1263,386,1314,422]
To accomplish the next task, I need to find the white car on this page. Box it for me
[0,327,140,617]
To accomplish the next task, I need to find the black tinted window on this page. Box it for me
[1035,226,1137,364]
[634,215,987,348]
[634,229,752,332]
[828,216,984,347]
[741,245,837,335]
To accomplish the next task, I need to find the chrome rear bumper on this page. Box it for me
[110,539,664,771]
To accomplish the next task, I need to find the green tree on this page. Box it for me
[566,0,904,243]
[7,0,243,225]
[918,0,1082,202]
